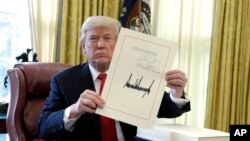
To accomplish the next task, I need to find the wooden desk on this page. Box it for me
[0,113,7,133]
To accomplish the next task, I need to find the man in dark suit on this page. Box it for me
[37,16,190,141]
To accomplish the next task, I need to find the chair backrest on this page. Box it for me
[6,62,71,141]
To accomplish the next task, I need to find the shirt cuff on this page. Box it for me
[63,106,80,132]
[169,90,190,108]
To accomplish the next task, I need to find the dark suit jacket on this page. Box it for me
[37,63,190,141]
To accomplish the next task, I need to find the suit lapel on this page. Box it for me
[78,63,96,92]
[78,63,102,136]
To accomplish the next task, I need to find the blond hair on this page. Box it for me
[79,16,121,45]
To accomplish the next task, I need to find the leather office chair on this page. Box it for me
[6,62,71,141]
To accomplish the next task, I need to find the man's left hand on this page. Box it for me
[165,70,187,98]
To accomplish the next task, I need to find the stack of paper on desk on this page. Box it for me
[136,124,229,141]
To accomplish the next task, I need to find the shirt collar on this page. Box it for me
[88,63,108,81]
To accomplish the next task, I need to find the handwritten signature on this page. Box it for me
[123,73,154,98]
[136,54,161,73]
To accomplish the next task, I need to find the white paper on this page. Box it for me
[95,28,177,128]
[137,124,230,141]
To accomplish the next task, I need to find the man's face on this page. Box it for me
[82,26,117,71]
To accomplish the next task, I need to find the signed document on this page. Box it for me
[96,28,177,128]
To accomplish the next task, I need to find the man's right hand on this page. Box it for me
[69,89,105,119]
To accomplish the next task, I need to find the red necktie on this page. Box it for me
[98,73,118,141]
